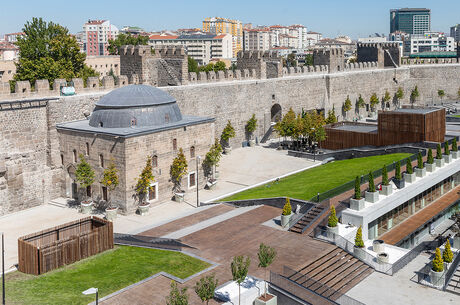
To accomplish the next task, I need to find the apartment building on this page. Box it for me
[243,28,274,51]
[3,32,25,43]
[450,24,460,41]
[203,17,243,58]
[82,20,119,56]
[409,32,455,55]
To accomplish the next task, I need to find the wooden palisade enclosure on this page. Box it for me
[18,216,113,275]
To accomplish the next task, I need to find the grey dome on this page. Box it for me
[89,85,183,128]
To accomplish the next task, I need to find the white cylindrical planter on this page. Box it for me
[373,240,385,253]
[80,201,93,214]
[430,269,445,287]
[281,213,292,227]
[377,252,389,264]
[105,207,118,221]
[138,202,150,216]
[174,192,185,202]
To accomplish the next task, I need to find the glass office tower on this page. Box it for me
[390,8,431,35]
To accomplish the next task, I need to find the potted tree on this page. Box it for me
[380,165,392,196]
[135,155,155,215]
[452,138,459,159]
[443,239,453,270]
[327,206,339,235]
[231,255,250,305]
[365,171,379,203]
[221,120,236,154]
[393,160,405,189]
[438,89,445,104]
[350,176,365,210]
[426,148,436,172]
[343,95,352,120]
[256,243,277,305]
[436,143,445,167]
[430,248,445,287]
[356,95,365,116]
[443,141,452,163]
[245,114,258,147]
[170,148,188,202]
[410,85,419,106]
[194,274,218,305]
[369,93,379,116]
[101,161,119,221]
[203,139,223,189]
[403,158,416,183]
[415,152,426,177]
[383,90,391,110]
[395,87,404,108]
[353,226,366,261]
[280,198,292,227]
[75,154,95,214]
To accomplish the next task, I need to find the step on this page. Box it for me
[308,257,358,292]
[325,264,371,297]
[312,257,360,292]
[298,249,344,275]
[321,261,368,295]
[307,252,351,279]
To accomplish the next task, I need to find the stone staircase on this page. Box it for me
[289,247,373,301]
[158,59,180,86]
[446,265,460,296]
[48,197,71,208]
[289,205,325,234]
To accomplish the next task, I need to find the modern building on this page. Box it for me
[268,25,308,49]
[409,32,455,55]
[390,8,431,35]
[306,31,323,47]
[358,36,388,43]
[85,55,120,77]
[82,20,119,56]
[149,33,232,65]
[450,24,460,41]
[120,26,145,35]
[202,17,243,58]
[243,28,274,51]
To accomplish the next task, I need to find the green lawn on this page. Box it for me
[452,115,460,118]
[6,246,210,305]
[222,153,412,202]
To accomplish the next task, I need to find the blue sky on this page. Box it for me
[1,0,459,38]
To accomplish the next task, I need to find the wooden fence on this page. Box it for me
[18,216,113,275]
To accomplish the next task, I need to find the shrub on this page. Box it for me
[368,171,375,192]
[245,114,257,135]
[444,141,450,156]
[354,176,361,199]
[452,138,458,152]
[328,206,338,227]
[357,95,365,108]
[282,198,292,216]
[382,165,389,186]
[427,149,434,164]
[432,248,444,272]
[436,144,442,159]
[406,158,413,174]
[417,152,423,169]
[220,120,236,145]
[354,226,364,248]
[343,96,352,112]
[395,161,402,180]
[443,240,453,263]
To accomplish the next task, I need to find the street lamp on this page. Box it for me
[196,156,201,208]
[1,232,4,305]
[82,287,98,305]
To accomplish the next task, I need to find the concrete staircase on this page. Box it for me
[446,265,460,296]
[289,205,325,234]
[48,197,71,208]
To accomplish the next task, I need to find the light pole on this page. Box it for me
[82,287,98,305]
[1,232,4,305]
[196,156,201,208]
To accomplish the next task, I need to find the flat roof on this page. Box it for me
[56,115,214,138]
[392,108,440,114]
[332,124,378,133]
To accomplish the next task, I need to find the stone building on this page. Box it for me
[56,85,215,213]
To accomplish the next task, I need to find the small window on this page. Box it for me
[73,150,77,163]
[189,172,196,188]
[272,94,275,100]
[86,185,92,197]
[101,186,108,201]
[131,118,137,126]
[152,155,158,168]
[165,114,170,123]
[173,139,177,151]
[99,122,104,127]
[148,183,158,201]
[190,146,195,158]
[99,154,104,167]
[60,154,64,165]
[86,142,90,156]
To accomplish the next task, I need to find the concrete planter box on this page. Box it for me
[373,240,385,253]
[443,154,452,163]
[393,178,405,189]
[255,294,277,305]
[380,185,392,196]
[174,192,185,202]
[281,213,292,227]
[365,191,379,203]
[327,225,338,237]
[224,146,232,154]
[350,198,365,211]
[403,172,416,183]
[452,151,460,159]
[80,200,93,214]
[444,262,451,271]
[105,207,118,221]
[353,246,366,261]
[426,163,436,173]
[377,252,389,264]
[435,158,445,168]
[415,167,426,178]
[430,269,445,287]
[138,203,150,216]
[248,140,256,147]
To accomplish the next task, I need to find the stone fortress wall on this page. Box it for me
[1,43,460,215]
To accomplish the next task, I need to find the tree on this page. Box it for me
[357,95,365,108]
[166,281,189,305]
[406,158,413,174]
[383,90,391,104]
[188,56,198,73]
[453,138,458,152]
[100,160,119,208]
[354,176,361,199]
[410,86,420,104]
[368,171,375,192]
[213,61,226,72]
[354,226,364,248]
[382,165,389,186]
[203,139,223,180]
[438,89,445,102]
[427,149,434,164]
[274,108,296,139]
[328,206,338,227]
[436,143,442,159]
[194,275,218,305]
[325,107,337,124]
[135,155,155,204]
[444,141,450,155]
[170,148,188,193]
[369,93,379,111]
[282,198,292,216]
[75,154,95,202]
[304,54,313,66]
[258,243,276,297]
[396,87,404,106]
[198,63,215,72]
[13,17,98,87]
[286,52,297,67]
[343,96,352,113]
[417,152,424,169]
[231,255,251,305]
[432,248,444,272]
[443,240,453,263]
[220,120,236,147]
[107,33,149,55]
[458,87,460,99]
[395,161,402,180]
[245,114,258,140]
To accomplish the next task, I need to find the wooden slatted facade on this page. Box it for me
[322,108,446,150]
[18,216,113,275]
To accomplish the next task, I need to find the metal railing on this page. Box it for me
[414,249,460,290]
[444,249,460,290]
[287,203,312,230]
[301,202,329,234]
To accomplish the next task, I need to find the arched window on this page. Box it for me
[190,146,195,158]
[73,150,77,163]
[99,154,104,167]
[173,139,177,151]
[86,142,90,156]
[60,154,64,165]
[152,155,158,168]
[131,117,137,126]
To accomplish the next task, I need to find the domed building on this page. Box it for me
[57,85,215,213]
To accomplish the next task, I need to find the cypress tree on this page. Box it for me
[427,148,434,164]
[406,158,413,174]
[368,171,375,192]
[444,141,450,155]
[328,206,338,227]
[395,161,402,180]
[452,138,458,152]
[436,144,442,159]
[432,248,444,272]
[443,240,453,263]
[354,176,361,199]
[417,152,423,169]
[382,165,389,186]
[354,226,364,248]
[282,198,292,216]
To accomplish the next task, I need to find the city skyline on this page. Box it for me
[1,0,460,38]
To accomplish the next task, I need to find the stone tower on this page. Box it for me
[236,50,282,79]
[357,42,401,68]
[313,48,344,73]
